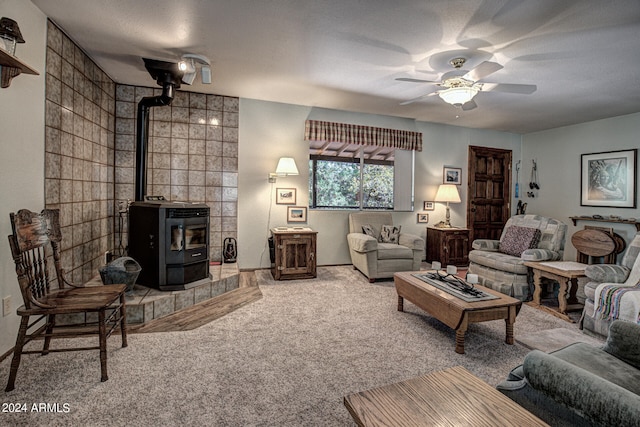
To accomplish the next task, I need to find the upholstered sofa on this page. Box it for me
[497,320,640,427]
[347,212,423,282]
[467,214,567,301]
[582,232,640,338]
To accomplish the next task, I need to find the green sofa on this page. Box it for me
[497,320,640,426]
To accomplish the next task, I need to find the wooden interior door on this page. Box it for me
[466,146,512,242]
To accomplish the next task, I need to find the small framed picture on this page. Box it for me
[276,188,296,204]
[287,206,307,223]
[443,166,462,185]
[423,201,435,211]
[417,213,429,223]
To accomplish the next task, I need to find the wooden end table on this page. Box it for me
[394,272,521,354]
[524,261,587,322]
[344,365,549,427]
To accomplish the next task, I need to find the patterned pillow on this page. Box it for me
[499,226,541,257]
[380,225,401,244]
[362,224,378,239]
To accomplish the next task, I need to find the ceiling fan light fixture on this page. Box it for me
[438,86,478,106]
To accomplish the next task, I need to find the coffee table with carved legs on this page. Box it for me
[394,271,522,354]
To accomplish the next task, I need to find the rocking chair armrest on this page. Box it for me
[61,275,85,288]
[28,295,57,310]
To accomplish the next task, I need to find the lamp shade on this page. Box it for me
[275,157,299,176]
[434,184,461,203]
[438,86,478,105]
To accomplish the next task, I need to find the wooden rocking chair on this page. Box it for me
[5,209,128,392]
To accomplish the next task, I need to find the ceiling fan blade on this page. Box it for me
[481,83,537,94]
[463,61,503,82]
[395,77,438,84]
[461,100,477,111]
[399,94,431,105]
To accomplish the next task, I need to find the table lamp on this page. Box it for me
[434,184,461,228]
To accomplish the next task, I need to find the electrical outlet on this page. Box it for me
[2,296,11,317]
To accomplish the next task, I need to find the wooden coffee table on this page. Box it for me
[394,271,521,354]
[344,365,548,427]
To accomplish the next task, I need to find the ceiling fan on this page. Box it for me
[396,57,536,110]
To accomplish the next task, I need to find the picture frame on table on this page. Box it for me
[423,201,435,211]
[417,213,429,223]
[443,166,462,185]
[580,149,637,208]
[276,188,296,204]
[287,206,307,223]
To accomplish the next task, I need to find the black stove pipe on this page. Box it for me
[134,82,176,201]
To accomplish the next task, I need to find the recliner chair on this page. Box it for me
[347,212,423,282]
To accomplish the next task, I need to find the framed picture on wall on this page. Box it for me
[287,206,307,222]
[276,188,296,204]
[580,149,637,208]
[443,166,462,185]
[417,213,429,223]
[423,201,435,210]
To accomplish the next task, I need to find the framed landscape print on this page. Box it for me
[443,166,462,185]
[423,201,435,211]
[581,149,637,208]
[287,206,307,222]
[276,188,296,204]
[417,213,429,223]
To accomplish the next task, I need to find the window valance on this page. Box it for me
[304,120,422,152]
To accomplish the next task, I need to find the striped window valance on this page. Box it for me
[304,120,422,151]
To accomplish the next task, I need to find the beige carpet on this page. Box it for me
[0,266,589,426]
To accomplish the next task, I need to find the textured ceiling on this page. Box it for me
[32,0,640,134]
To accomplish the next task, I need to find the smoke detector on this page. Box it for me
[179,54,212,85]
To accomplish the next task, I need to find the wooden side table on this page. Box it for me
[270,228,317,280]
[524,261,587,322]
[426,227,470,266]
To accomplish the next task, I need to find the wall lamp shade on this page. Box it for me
[268,157,299,182]
[438,86,478,106]
[434,184,461,228]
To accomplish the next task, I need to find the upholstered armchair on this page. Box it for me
[467,214,567,301]
[347,212,424,282]
[581,232,640,337]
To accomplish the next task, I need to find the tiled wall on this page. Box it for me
[113,86,239,263]
[44,20,239,283]
[44,21,116,283]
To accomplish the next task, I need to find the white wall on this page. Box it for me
[0,0,47,355]
[238,98,521,269]
[522,112,640,260]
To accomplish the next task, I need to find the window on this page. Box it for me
[305,120,419,211]
[309,151,394,209]
[309,142,413,210]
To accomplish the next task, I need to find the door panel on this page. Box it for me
[467,146,512,242]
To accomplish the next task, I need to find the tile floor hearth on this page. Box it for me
[73,263,240,326]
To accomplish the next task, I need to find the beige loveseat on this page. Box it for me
[347,212,423,282]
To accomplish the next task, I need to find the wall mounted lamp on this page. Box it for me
[433,184,461,228]
[268,157,299,183]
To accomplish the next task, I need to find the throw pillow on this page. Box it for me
[499,226,541,257]
[380,225,401,244]
[362,224,378,239]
